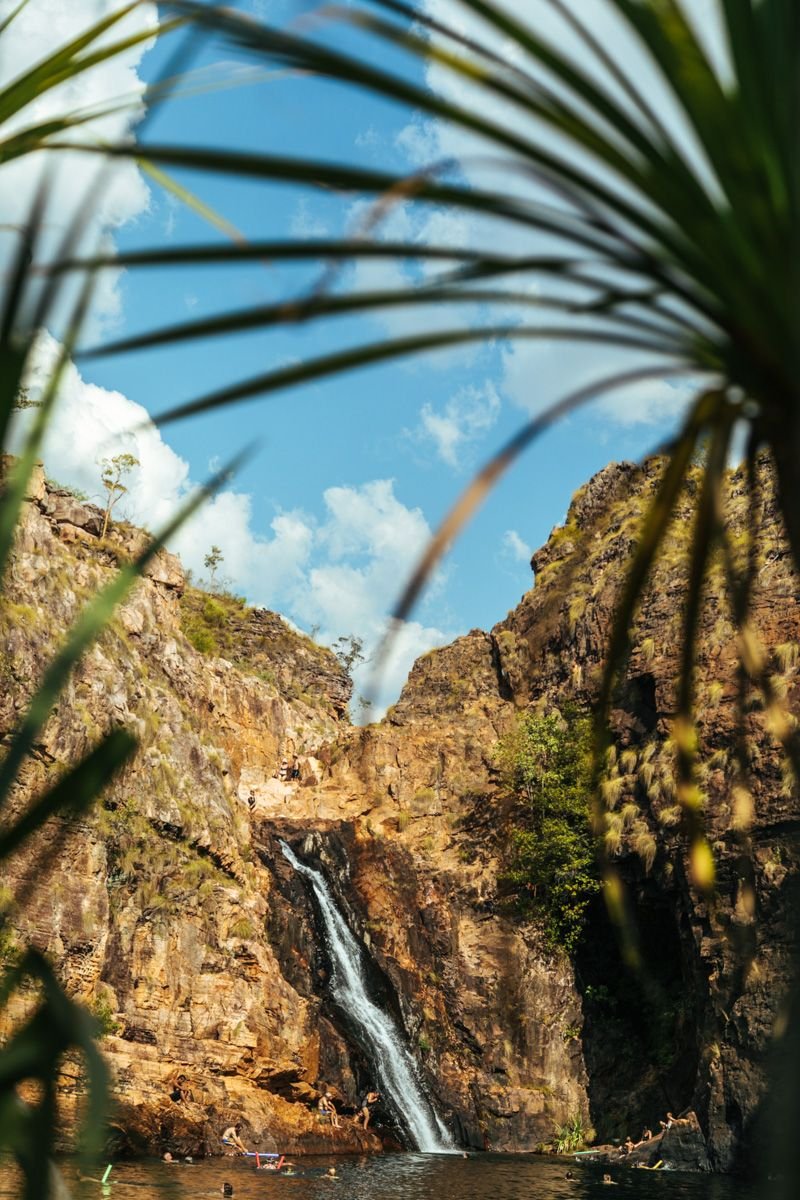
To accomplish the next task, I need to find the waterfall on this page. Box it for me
[280,840,454,1153]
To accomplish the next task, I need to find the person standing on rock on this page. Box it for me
[221,1123,248,1155]
[355,1090,380,1130]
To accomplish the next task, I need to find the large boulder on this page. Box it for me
[40,490,103,535]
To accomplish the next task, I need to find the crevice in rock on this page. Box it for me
[488,633,515,702]
[576,887,706,1144]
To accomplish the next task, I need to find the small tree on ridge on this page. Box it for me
[100,453,139,539]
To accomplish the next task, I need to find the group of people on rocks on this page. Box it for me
[274,754,301,782]
[317,1087,380,1131]
[165,1064,383,1159]
[210,1086,381,1164]
[618,1110,690,1156]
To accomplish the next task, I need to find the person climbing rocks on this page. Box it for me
[221,1123,248,1154]
[290,756,301,780]
[355,1090,380,1130]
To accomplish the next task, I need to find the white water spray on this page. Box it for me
[280,840,454,1153]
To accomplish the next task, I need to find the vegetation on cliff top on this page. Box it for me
[179,585,345,712]
[497,708,598,953]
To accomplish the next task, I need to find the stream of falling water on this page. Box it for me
[280,840,454,1153]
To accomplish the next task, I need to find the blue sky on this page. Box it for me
[4,0,719,712]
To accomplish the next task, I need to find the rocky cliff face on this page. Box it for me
[1,464,375,1157]
[1,457,797,1171]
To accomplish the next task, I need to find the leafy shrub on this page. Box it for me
[90,992,120,1038]
[185,623,218,654]
[202,597,227,626]
[553,1114,587,1154]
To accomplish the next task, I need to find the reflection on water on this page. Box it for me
[0,1153,763,1200]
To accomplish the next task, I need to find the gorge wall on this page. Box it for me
[1,456,798,1171]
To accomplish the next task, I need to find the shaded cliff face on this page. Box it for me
[1,456,797,1170]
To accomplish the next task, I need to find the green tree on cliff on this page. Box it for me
[203,544,224,591]
[333,634,366,679]
[497,708,598,953]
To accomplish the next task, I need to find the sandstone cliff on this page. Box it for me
[1,456,797,1171]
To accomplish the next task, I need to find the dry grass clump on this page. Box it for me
[621,802,639,830]
[775,641,799,673]
[600,775,626,809]
[620,748,638,774]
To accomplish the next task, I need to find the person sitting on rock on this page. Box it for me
[323,1092,341,1128]
[623,1136,635,1154]
[221,1123,248,1155]
[169,1074,193,1103]
[641,1127,653,1142]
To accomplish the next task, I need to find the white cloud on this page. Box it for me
[394,118,439,166]
[278,480,453,714]
[389,1,726,430]
[13,331,189,528]
[290,198,328,239]
[12,336,453,717]
[0,0,157,335]
[596,377,694,428]
[499,333,694,433]
[414,380,500,468]
[355,125,383,152]
[502,529,531,565]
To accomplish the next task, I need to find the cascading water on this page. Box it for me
[280,840,454,1153]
